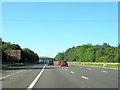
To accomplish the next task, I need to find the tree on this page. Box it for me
[2,41,39,64]
[55,43,117,63]
[55,52,64,61]
[22,48,39,63]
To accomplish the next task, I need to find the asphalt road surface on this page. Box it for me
[1,63,119,89]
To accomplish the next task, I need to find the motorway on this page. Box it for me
[1,63,119,89]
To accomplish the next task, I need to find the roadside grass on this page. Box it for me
[87,64,120,69]
[2,65,11,68]
[2,62,25,69]
[87,64,103,67]
[68,62,120,69]
[107,64,120,69]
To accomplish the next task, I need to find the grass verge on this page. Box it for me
[68,63,120,69]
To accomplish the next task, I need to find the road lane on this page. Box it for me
[2,64,43,77]
[27,64,46,89]
[2,64,45,88]
[34,65,87,88]
[68,64,118,78]
[34,64,118,88]
[2,63,118,88]
[62,65,118,88]
[1,70,24,80]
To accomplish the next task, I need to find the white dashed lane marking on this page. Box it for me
[81,76,88,80]
[65,69,67,71]
[71,71,74,73]
[101,70,108,73]
[88,68,92,70]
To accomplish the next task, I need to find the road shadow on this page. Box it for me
[2,65,60,71]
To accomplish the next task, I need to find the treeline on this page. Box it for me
[55,43,119,63]
[1,40,39,63]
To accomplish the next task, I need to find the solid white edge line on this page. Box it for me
[27,64,46,89]
[0,70,24,80]
[81,76,88,80]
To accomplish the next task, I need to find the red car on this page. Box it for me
[61,61,68,67]
[58,61,61,65]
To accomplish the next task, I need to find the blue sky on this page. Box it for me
[2,2,118,58]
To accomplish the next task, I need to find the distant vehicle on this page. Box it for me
[61,61,68,67]
[48,60,54,65]
[58,61,61,65]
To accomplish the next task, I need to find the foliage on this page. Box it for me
[55,43,118,63]
[55,53,65,61]
[2,41,39,63]
[22,48,39,63]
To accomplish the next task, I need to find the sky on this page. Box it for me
[2,2,118,58]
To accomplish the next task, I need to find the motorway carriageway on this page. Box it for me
[1,63,119,88]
